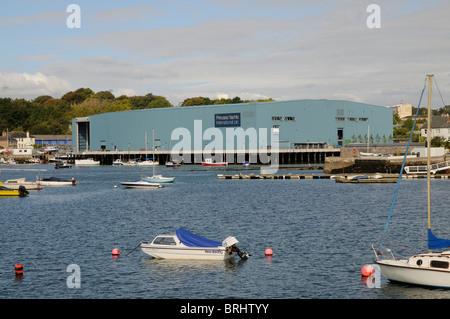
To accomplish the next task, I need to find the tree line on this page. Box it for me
[0,88,271,135]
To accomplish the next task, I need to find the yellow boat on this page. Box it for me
[0,181,29,197]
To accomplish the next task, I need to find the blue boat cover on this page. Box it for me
[428,229,450,250]
[176,229,221,247]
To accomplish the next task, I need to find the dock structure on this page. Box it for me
[217,173,450,181]
[71,148,341,166]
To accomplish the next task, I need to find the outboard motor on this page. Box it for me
[18,186,29,197]
[232,246,250,260]
[222,236,251,260]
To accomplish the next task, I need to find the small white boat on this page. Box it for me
[142,175,175,183]
[54,160,72,169]
[75,158,100,166]
[166,160,181,167]
[27,158,41,164]
[201,158,227,166]
[3,178,42,190]
[121,179,163,189]
[122,160,138,166]
[140,229,250,261]
[38,177,77,186]
[112,159,124,166]
[242,161,250,167]
[137,160,159,166]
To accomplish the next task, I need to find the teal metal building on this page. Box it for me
[72,99,393,155]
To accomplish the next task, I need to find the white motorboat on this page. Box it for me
[3,178,42,190]
[38,177,77,186]
[137,159,159,166]
[122,160,138,166]
[166,160,181,167]
[75,158,100,166]
[112,159,124,166]
[54,160,72,169]
[140,229,250,261]
[374,75,450,288]
[120,179,163,189]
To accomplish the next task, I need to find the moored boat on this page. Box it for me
[140,229,249,261]
[142,175,175,183]
[374,75,450,288]
[54,160,72,169]
[120,179,163,189]
[0,183,29,197]
[112,159,124,166]
[201,158,227,166]
[75,158,100,166]
[38,177,77,186]
[166,160,181,167]
[3,178,42,190]
[137,159,159,166]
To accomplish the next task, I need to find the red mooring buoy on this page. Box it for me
[15,264,23,276]
[361,264,375,277]
[265,248,273,256]
[112,248,120,256]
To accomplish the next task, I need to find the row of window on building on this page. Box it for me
[271,116,369,122]
[335,117,369,122]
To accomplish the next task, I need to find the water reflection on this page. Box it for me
[379,281,450,299]
[140,257,247,275]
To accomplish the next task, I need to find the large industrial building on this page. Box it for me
[72,99,393,164]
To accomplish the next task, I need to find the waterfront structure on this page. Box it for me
[72,99,393,164]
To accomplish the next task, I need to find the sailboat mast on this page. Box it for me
[153,128,155,176]
[427,74,433,232]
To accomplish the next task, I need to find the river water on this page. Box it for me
[1,164,450,301]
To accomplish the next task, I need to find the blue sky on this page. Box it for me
[0,0,449,107]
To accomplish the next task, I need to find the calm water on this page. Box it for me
[1,163,450,300]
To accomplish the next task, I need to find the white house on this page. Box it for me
[421,116,450,141]
[15,131,35,149]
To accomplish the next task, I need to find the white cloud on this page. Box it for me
[6,0,449,108]
[0,72,71,99]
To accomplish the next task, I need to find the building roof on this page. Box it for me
[423,116,450,128]
[33,135,72,140]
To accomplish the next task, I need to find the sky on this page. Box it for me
[0,0,449,108]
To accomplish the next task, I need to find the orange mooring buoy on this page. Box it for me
[112,248,120,256]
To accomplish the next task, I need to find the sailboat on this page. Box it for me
[142,128,175,183]
[138,131,159,166]
[373,74,450,288]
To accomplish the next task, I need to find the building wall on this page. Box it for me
[72,99,393,152]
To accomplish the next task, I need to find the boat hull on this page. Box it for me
[140,243,233,261]
[121,181,163,189]
[75,159,100,166]
[137,161,159,166]
[3,178,42,190]
[376,258,450,288]
[201,162,227,166]
[0,186,29,197]
[38,178,77,186]
[142,176,175,183]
